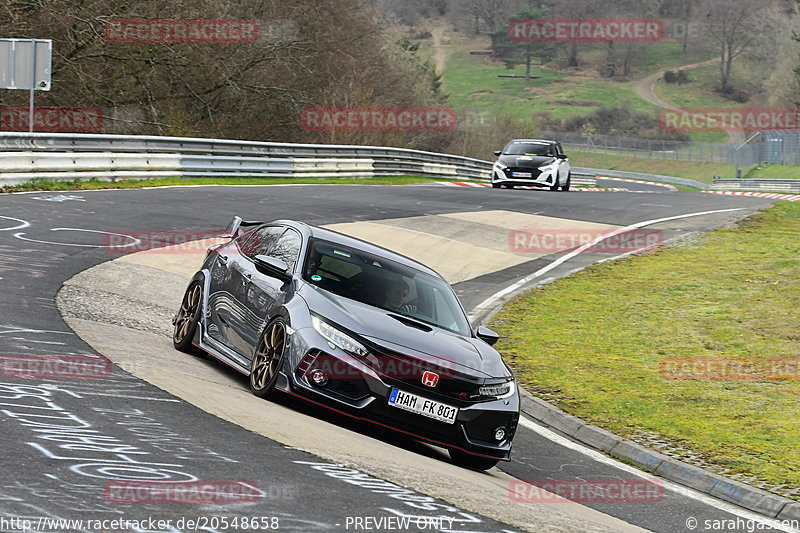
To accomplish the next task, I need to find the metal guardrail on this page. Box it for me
[575,167,708,189]
[712,178,800,193]
[0,132,490,185]
[3,132,797,192]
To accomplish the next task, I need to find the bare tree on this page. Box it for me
[456,0,520,34]
[0,0,448,149]
[702,0,765,93]
[544,0,603,67]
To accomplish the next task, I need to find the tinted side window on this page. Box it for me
[234,229,257,255]
[268,229,302,271]
[239,226,283,258]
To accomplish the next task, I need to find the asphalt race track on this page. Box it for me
[0,183,792,533]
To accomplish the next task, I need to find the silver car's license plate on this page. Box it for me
[512,172,532,178]
[388,388,458,424]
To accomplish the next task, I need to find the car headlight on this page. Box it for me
[311,316,368,356]
[493,162,508,171]
[538,161,557,171]
[478,379,516,399]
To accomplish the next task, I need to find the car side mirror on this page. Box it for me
[493,150,502,157]
[476,326,500,346]
[557,154,568,159]
[253,254,291,282]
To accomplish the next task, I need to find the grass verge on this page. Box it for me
[490,202,800,493]
[0,175,444,193]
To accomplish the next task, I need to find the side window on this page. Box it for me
[234,229,258,255]
[248,226,284,258]
[556,144,565,157]
[268,229,302,271]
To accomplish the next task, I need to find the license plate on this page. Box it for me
[388,388,458,424]
[512,172,532,178]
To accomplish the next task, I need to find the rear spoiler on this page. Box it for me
[223,216,264,239]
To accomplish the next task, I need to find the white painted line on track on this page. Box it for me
[468,207,745,322]
[517,417,800,533]
[13,228,141,248]
[0,214,31,231]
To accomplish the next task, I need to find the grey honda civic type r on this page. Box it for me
[173,217,520,470]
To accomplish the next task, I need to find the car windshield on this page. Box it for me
[503,142,553,156]
[302,238,472,336]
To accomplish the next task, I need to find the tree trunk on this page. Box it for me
[525,55,531,89]
[682,18,689,55]
[719,44,728,92]
[568,41,578,67]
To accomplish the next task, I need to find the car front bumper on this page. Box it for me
[493,165,558,187]
[276,326,520,461]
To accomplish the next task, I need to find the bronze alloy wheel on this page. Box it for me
[173,281,202,352]
[249,319,286,398]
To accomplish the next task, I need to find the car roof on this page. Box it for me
[270,219,442,278]
[507,139,556,144]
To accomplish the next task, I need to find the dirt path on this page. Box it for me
[635,58,745,144]
[431,26,450,75]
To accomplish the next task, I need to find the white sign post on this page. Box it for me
[0,38,53,132]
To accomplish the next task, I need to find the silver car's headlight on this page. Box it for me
[478,379,516,399]
[311,316,368,356]
[493,162,508,171]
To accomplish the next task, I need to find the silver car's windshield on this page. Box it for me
[503,142,553,156]
[302,239,472,336]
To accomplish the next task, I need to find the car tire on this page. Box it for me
[448,449,500,471]
[505,184,515,189]
[549,176,560,191]
[492,182,501,189]
[561,173,571,191]
[249,318,288,399]
[173,280,203,354]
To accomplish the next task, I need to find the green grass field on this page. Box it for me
[427,29,763,145]
[637,41,717,75]
[490,202,800,493]
[440,45,658,122]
